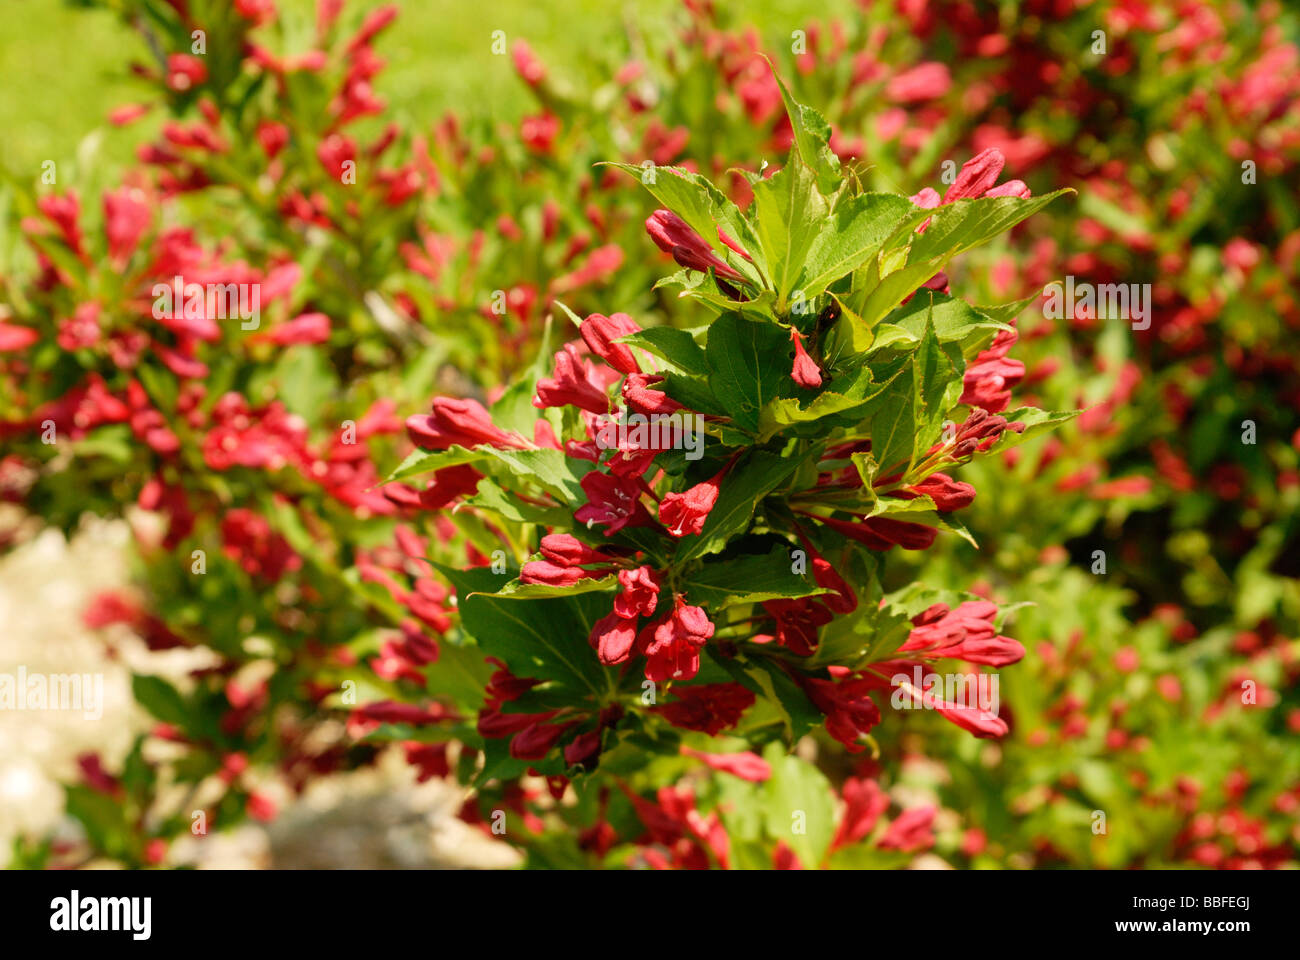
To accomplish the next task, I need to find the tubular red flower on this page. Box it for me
[943,148,1006,203]
[477,706,556,740]
[642,597,715,682]
[103,186,150,264]
[892,472,977,511]
[761,597,832,656]
[580,312,642,375]
[682,747,772,782]
[814,514,937,550]
[405,397,524,450]
[658,476,721,538]
[590,611,639,665]
[651,683,755,735]
[877,807,936,851]
[645,209,745,282]
[622,373,684,417]
[563,730,602,767]
[811,556,857,613]
[265,311,331,346]
[804,675,882,752]
[417,464,484,509]
[540,533,617,566]
[832,777,890,851]
[614,565,661,618]
[510,719,577,760]
[0,323,40,352]
[512,40,547,86]
[886,62,951,103]
[534,342,611,413]
[520,560,609,587]
[790,328,823,388]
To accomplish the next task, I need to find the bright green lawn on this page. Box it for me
[1,0,852,177]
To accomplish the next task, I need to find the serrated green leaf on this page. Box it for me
[752,161,829,310]
[771,69,841,197]
[618,326,708,377]
[800,193,916,297]
[706,312,791,433]
[684,546,828,610]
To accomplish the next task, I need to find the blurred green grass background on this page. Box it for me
[2,0,850,177]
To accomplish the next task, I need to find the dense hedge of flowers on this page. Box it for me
[1,0,1296,869]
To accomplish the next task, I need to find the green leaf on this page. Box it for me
[861,190,1072,325]
[491,315,557,435]
[771,68,841,197]
[883,291,1013,357]
[268,345,337,427]
[752,160,829,310]
[72,424,134,463]
[655,271,778,315]
[384,445,488,483]
[552,300,584,330]
[762,742,835,866]
[978,406,1080,456]
[684,546,828,610]
[911,308,958,456]
[483,447,593,504]
[663,372,729,418]
[973,291,1041,325]
[463,477,569,526]
[64,785,127,858]
[814,584,912,667]
[757,364,892,441]
[492,574,619,599]
[132,674,189,728]
[861,363,917,480]
[423,639,494,714]
[744,657,824,744]
[618,326,708,377]
[454,577,612,699]
[706,312,791,433]
[800,193,916,297]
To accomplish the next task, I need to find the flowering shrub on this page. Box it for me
[363,78,1074,863]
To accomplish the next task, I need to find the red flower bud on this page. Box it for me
[540,533,616,566]
[417,464,484,509]
[614,565,661,618]
[564,730,603,766]
[894,472,976,511]
[790,328,823,388]
[580,312,642,375]
[645,209,745,282]
[520,560,598,586]
[622,373,684,416]
[590,611,639,665]
[682,747,772,782]
[943,148,1005,203]
[405,397,523,450]
[510,719,576,760]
